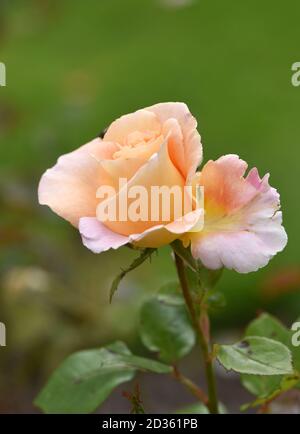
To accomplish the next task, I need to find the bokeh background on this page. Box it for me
[1,0,300,414]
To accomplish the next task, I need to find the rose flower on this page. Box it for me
[39,103,287,272]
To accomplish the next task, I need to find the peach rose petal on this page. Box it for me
[79,209,203,253]
[197,154,258,215]
[131,208,204,248]
[190,155,287,273]
[98,138,185,236]
[99,135,164,186]
[38,139,117,227]
[104,109,161,145]
[162,118,185,176]
[100,158,146,187]
[147,102,202,181]
[79,217,129,254]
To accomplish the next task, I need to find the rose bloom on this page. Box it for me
[39,102,287,273]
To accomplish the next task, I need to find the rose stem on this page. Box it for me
[173,252,219,414]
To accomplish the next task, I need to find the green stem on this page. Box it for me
[173,252,219,414]
[172,366,209,407]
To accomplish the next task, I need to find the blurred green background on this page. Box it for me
[0,0,300,413]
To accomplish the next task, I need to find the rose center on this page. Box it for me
[112,130,158,160]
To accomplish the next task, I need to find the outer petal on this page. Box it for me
[190,156,287,273]
[79,209,203,253]
[79,217,129,254]
[131,208,204,248]
[197,154,258,215]
[38,138,117,227]
[146,102,202,181]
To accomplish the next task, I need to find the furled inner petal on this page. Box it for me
[99,135,165,186]
[162,118,185,177]
[96,138,186,236]
[104,109,161,145]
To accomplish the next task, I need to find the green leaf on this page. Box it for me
[241,314,291,398]
[175,402,227,414]
[175,402,210,414]
[240,314,300,407]
[245,313,290,346]
[216,336,293,376]
[197,265,223,292]
[245,314,300,371]
[122,353,172,374]
[206,291,226,311]
[156,281,184,306]
[109,248,156,302]
[241,374,300,411]
[139,283,196,363]
[241,373,282,398]
[35,341,171,414]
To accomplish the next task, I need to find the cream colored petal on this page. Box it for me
[99,135,164,186]
[97,138,185,236]
[104,109,161,145]
[162,118,185,176]
[38,139,116,227]
[146,102,202,181]
[100,158,146,187]
[130,208,204,248]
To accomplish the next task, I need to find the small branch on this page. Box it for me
[172,366,209,407]
[123,382,145,414]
